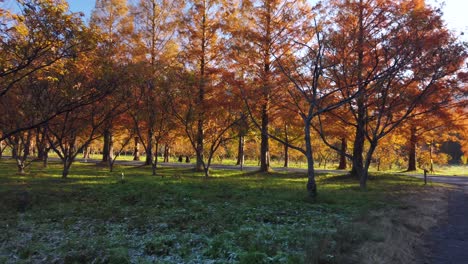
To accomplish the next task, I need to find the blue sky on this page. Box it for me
[67,0,466,40]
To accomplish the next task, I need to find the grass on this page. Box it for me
[0,159,448,263]
[397,165,468,177]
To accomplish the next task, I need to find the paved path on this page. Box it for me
[414,174,468,264]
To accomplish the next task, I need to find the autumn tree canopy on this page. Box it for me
[0,0,466,195]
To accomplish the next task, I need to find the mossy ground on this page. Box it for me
[0,159,440,263]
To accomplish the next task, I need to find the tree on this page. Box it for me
[0,0,95,140]
[90,0,135,163]
[171,69,242,177]
[270,17,361,198]
[130,0,182,172]
[177,0,230,172]
[323,0,467,188]
[230,0,311,172]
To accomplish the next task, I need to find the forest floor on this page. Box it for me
[0,159,454,263]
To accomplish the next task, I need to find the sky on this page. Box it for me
[66,0,466,39]
[2,0,466,40]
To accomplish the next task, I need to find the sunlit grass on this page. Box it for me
[0,159,442,263]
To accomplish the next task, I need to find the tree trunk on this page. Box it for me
[360,143,377,190]
[260,104,270,172]
[102,129,111,162]
[62,162,71,179]
[152,142,158,176]
[284,124,289,168]
[407,126,417,171]
[17,160,25,175]
[196,118,204,171]
[145,129,153,166]
[108,133,114,161]
[236,135,244,166]
[338,137,347,169]
[43,150,48,168]
[304,122,317,198]
[352,0,366,180]
[284,143,289,168]
[351,110,365,178]
[133,137,140,161]
[83,147,91,160]
[163,144,170,162]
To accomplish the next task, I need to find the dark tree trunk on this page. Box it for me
[260,104,270,172]
[360,143,377,190]
[236,135,244,166]
[145,129,153,166]
[152,142,158,176]
[133,137,140,161]
[196,118,204,171]
[352,0,366,181]
[304,122,317,198]
[284,144,289,168]
[407,126,417,171]
[102,129,111,162]
[17,161,26,175]
[351,105,365,178]
[62,161,71,179]
[43,150,49,168]
[36,130,45,161]
[283,124,289,168]
[338,137,347,169]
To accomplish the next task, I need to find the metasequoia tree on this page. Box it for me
[130,0,182,171]
[45,62,127,178]
[90,0,135,163]
[230,0,311,172]
[322,0,466,188]
[177,0,231,172]
[270,17,363,197]
[0,0,95,140]
[172,69,242,177]
[404,103,467,171]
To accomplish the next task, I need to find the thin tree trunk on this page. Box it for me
[338,137,347,169]
[43,149,48,168]
[407,126,417,171]
[360,143,377,189]
[260,104,270,172]
[62,162,71,179]
[133,137,140,161]
[163,144,170,162]
[152,142,158,176]
[284,124,289,168]
[145,129,153,166]
[196,118,204,171]
[17,160,25,175]
[304,122,317,198]
[102,129,111,162]
[284,144,289,168]
[236,135,244,166]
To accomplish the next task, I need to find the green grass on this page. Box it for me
[0,159,432,263]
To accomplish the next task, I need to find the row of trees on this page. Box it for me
[1,0,466,197]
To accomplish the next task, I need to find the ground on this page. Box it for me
[0,159,463,263]
[421,184,468,264]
